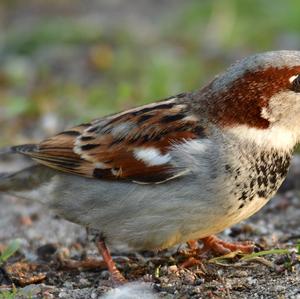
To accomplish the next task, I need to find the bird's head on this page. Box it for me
[202,50,300,150]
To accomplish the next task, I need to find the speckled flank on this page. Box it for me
[234,151,290,209]
[217,143,293,227]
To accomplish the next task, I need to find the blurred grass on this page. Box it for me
[0,240,20,266]
[0,0,300,145]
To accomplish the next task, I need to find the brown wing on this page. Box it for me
[23,96,206,183]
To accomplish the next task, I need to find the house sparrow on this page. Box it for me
[1,50,300,283]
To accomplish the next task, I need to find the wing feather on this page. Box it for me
[21,95,207,183]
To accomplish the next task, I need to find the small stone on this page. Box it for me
[143,274,153,282]
[236,270,248,277]
[37,243,58,261]
[91,292,97,299]
[58,291,68,298]
[57,247,70,260]
[194,278,204,285]
[63,281,73,289]
[79,278,90,287]
[100,270,110,280]
[182,272,195,285]
[193,286,202,294]
[19,215,32,226]
[160,266,168,275]
[21,284,42,296]
[275,285,285,292]
[42,291,55,299]
[247,277,257,285]
[168,265,178,273]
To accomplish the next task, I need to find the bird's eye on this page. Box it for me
[290,74,300,92]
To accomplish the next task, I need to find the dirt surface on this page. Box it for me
[0,157,300,298]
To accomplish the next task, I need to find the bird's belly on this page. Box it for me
[41,169,283,252]
[104,183,283,251]
[100,194,271,251]
[42,175,235,251]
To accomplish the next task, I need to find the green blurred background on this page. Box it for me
[0,0,300,145]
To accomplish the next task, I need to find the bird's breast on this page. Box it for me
[221,148,291,224]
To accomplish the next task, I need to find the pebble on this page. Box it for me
[63,281,73,289]
[168,265,178,273]
[43,292,55,299]
[247,277,258,285]
[36,243,58,261]
[182,272,195,285]
[100,270,110,280]
[21,284,42,296]
[58,291,68,298]
[19,215,33,226]
[236,270,249,277]
[275,285,286,292]
[91,292,98,299]
[79,277,91,287]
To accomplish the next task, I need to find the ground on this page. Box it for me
[0,156,300,299]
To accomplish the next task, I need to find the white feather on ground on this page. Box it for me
[101,283,158,299]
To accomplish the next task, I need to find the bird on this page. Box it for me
[1,50,300,284]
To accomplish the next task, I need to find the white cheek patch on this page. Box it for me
[133,148,172,166]
[228,125,298,151]
[289,75,299,83]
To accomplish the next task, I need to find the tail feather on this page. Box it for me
[0,145,41,194]
[0,144,38,155]
[0,165,55,195]
[0,171,14,192]
[0,146,14,155]
[0,172,10,179]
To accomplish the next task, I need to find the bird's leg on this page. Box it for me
[96,236,127,285]
[179,240,203,268]
[200,235,254,255]
[58,229,127,284]
[180,236,254,268]
[187,240,199,252]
